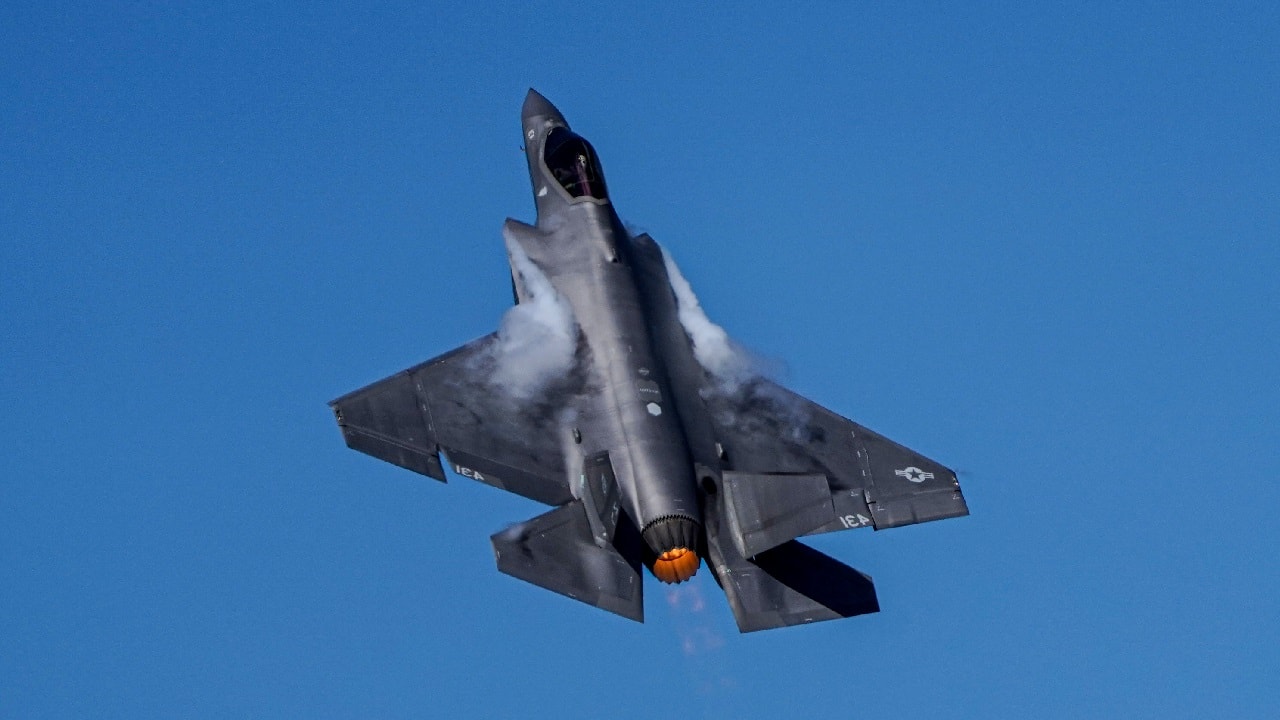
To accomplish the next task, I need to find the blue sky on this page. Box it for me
[3,2,1277,718]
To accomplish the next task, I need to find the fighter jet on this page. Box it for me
[330,90,968,632]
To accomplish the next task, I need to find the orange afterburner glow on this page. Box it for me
[651,547,699,583]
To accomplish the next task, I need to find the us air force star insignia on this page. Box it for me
[895,466,934,483]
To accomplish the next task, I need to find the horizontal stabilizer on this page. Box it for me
[722,472,835,558]
[706,478,878,632]
[711,539,879,633]
[491,501,644,622]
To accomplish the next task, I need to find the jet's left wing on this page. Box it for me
[704,378,968,534]
[330,335,575,506]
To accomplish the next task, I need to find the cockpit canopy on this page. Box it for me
[543,127,608,201]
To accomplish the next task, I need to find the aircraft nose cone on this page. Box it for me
[522,88,566,125]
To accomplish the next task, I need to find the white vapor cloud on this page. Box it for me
[658,245,764,392]
[481,229,579,400]
[657,241,811,441]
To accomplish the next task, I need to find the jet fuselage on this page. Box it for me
[330,90,968,629]
[513,92,703,581]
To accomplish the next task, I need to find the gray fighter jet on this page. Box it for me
[330,90,968,632]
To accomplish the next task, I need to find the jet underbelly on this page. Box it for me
[537,209,701,574]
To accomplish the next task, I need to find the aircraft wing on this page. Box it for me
[329,335,574,506]
[699,377,967,632]
[704,378,968,533]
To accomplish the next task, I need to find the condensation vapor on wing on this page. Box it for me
[658,245,761,391]
[484,228,579,401]
[658,242,812,439]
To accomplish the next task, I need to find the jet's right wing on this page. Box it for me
[330,335,575,507]
[700,378,964,632]
[704,378,968,533]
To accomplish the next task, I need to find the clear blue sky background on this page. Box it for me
[3,3,1277,718]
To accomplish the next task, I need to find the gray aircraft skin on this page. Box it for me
[330,90,968,632]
